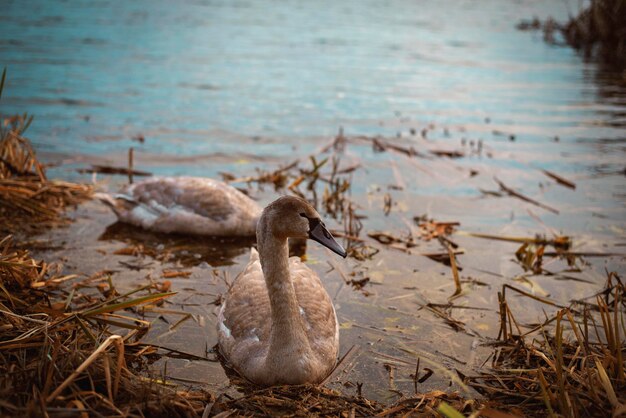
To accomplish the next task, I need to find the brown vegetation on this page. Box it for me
[518,0,626,68]
[0,72,92,236]
[465,274,626,417]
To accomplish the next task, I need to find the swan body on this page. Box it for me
[96,177,261,236]
[217,196,347,386]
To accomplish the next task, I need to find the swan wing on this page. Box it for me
[290,257,339,362]
[103,177,261,235]
[124,177,241,220]
[217,250,270,366]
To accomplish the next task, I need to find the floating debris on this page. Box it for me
[354,135,426,158]
[222,160,298,190]
[463,232,571,250]
[161,269,192,279]
[76,164,152,177]
[494,178,560,214]
[429,149,465,159]
[368,230,416,251]
[383,192,393,216]
[540,168,576,190]
[414,217,460,242]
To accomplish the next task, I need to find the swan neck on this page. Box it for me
[257,224,310,363]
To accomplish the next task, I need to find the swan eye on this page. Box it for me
[308,217,321,229]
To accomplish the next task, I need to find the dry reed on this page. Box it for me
[464,272,625,417]
[0,234,213,417]
[0,92,92,235]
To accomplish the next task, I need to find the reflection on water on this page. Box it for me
[3,0,625,403]
[100,222,254,267]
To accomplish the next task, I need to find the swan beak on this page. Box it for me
[309,222,347,258]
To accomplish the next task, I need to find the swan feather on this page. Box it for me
[98,177,261,236]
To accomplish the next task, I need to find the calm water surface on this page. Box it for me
[2,0,625,402]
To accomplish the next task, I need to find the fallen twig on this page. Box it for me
[494,178,559,214]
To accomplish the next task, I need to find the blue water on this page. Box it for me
[2,0,624,165]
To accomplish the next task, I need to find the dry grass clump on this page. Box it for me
[0,70,92,236]
[465,273,626,417]
[209,384,474,417]
[0,234,213,417]
[0,125,93,235]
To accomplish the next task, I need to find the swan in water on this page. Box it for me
[217,195,347,386]
[96,177,261,236]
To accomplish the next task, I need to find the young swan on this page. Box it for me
[96,177,261,236]
[217,195,347,386]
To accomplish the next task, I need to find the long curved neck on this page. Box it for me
[257,223,311,365]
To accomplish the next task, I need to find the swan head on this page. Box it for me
[259,195,347,258]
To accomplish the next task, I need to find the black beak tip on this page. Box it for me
[308,223,348,260]
[326,244,347,259]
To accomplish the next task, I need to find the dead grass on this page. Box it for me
[0,234,214,417]
[0,105,92,235]
[464,272,626,417]
[208,385,474,417]
[0,73,212,416]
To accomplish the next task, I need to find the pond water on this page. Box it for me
[2,0,625,403]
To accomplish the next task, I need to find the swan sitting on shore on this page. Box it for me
[217,195,347,386]
[96,177,261,236]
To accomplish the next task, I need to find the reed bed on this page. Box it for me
[561,0,626,66]
[0,233,218,417]
[464,273,626,417]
